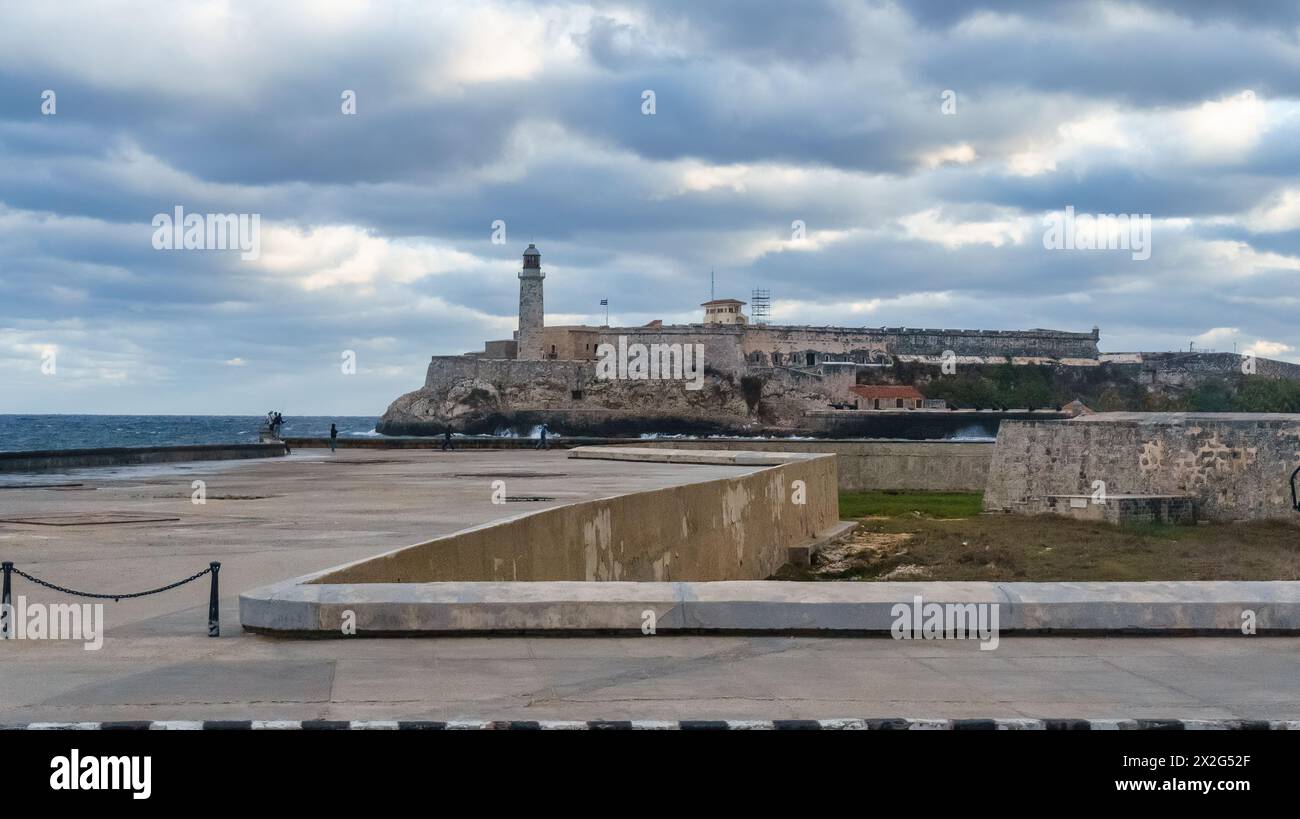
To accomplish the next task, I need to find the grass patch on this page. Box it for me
[788,491,1300,582]
[839,490,983,520]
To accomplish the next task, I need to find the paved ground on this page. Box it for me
[2,449,1299,722]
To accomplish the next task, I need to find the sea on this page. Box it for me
[0,414,996,452]
[0,415,381,452]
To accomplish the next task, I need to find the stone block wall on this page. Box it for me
[1029,494,1197,525]
[984,413,1300,521]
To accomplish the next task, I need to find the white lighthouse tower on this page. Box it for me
[516,243,545,360]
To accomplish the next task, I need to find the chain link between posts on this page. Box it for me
[9,565,213,601]
[1,560,221,637]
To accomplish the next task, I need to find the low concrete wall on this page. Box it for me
[310,447,840,584]
[284,436,631,450]
[0,443,287,473]
[637,439,992,492]
[241,578,1300,635]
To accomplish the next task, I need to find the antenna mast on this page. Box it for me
[751,288,771,325]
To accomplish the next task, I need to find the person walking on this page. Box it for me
[329,422,338,453]
[536,423,549,450]
[442,424,454,452]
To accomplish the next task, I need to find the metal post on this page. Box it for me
[1,561,11,639]
[208,562,221,637]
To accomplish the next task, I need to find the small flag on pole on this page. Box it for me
[599,299,608,305]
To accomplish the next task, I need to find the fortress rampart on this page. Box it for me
[530,323,1101,375]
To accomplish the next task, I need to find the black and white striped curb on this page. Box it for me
[5,719,1300,731]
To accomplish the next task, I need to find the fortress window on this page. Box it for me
[806,353,816,366]
[773,352,781,365]
[571,390,583,400]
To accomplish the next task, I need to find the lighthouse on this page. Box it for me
[516,243,545,360]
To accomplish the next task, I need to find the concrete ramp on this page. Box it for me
[241,447,850,633]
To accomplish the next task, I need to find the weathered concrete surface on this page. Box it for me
[0,443,286,473]
[3,451,1300,722]
[637,439,993,492]
[310,447,840,584]
[5,631,1300,723]
[241,579,1300,635]
[985,412,1300,521]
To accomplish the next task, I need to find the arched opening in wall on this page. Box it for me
[805,353,816,366]
[772,352,782,365]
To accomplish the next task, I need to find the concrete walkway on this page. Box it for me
[5,630,1300,723]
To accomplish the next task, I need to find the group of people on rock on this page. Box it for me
[265,411,285,436]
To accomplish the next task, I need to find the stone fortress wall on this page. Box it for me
[1122,352,1300,387]
[531,322,1101,376]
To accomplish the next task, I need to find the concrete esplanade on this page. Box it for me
[241,446,1300,636]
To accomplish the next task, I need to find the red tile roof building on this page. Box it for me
[850,385,927,409]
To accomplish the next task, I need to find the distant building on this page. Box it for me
[701,298,748,325]
[851,385,937,410]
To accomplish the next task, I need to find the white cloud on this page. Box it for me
[917,143,978,169]
[255,224,491,291]
[1244,187,1300,233]
[900,208,1030,249]
[1244,339,1294,358]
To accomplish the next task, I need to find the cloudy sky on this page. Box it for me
[3,0,1300,415]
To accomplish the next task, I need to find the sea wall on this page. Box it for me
[984,412,1300,521]
[0,443,287,473]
